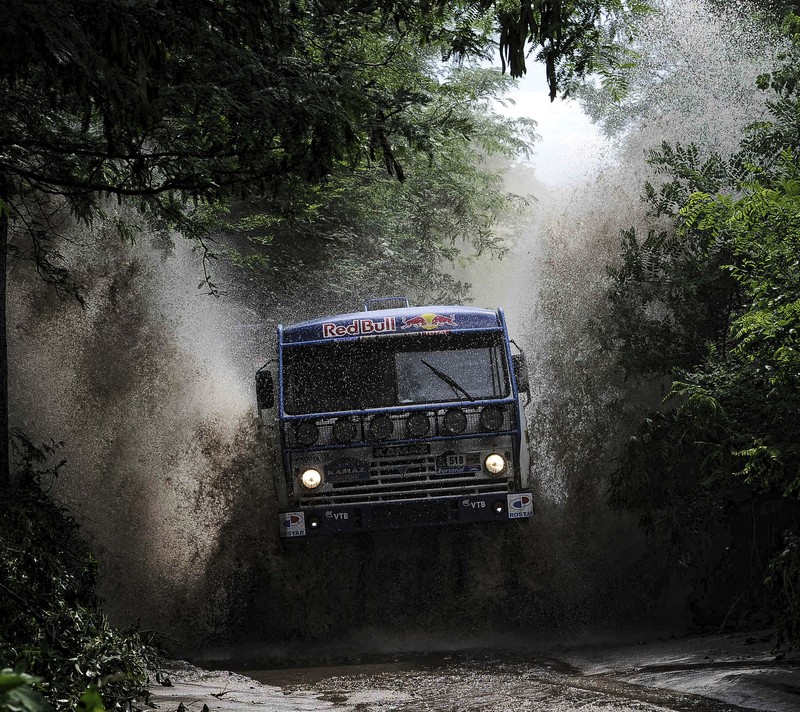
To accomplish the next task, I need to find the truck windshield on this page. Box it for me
[282,332,509,415]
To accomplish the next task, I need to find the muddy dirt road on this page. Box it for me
[153,633,800,712]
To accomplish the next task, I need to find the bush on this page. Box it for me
[1,432,161,711]
[0,669,51,712]
[605,16,800,643]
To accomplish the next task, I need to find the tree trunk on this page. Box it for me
[0,176,8,486]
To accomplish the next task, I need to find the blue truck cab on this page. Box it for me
[256,297,533,537]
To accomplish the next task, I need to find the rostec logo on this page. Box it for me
[322,317,397,338]
[507,494,533,519]
[279,512,306,537]
[401,313,457,331]
[282,514,302,528]
[510,495,531,510]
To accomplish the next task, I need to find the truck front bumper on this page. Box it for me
[278,491,533,537]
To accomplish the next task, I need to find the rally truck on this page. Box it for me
[255,296,533,538]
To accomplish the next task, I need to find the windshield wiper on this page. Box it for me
[420,359,474,401]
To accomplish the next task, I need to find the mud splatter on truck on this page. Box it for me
[257,297,534,537]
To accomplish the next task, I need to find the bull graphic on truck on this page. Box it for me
[401,313,457,330]
[255,296,534,537]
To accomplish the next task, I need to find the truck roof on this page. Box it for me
[282,305,501,344]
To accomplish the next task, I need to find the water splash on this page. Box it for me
[479,0,784,627]
[7,0,783,651]
[9,217,263,634]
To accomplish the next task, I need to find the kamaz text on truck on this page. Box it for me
[256,297,534,538]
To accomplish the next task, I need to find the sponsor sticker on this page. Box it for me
[292,452,332,464]
[436,452,480,475]
[325,510,349,521]
[401,313,457,331]
[437,465,481,476]
[322,317,397,338]
[279,512,306,537]
[506,493,533,519]
[325,457,370,483]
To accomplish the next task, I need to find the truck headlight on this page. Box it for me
[480,406,504,432]
[406,411,430,438]
[333,417,357,443]
[484,453,506,476]
[369,414,393,440]
[300,468,323,489]
[295,420,319,446]
[443,408,467,434]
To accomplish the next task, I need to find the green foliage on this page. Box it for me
[492,0,649,98]
[0,0,633,207]
[607,14,800,641]
[640,165,800,498]
[0,0,622,306]
[605,218,739,375]
[0,670,52,712]
[212,64,537,310]
[766,527,800,647]
[1,433,160,711]
[75,688,106,712]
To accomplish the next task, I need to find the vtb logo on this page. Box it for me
[401,313,457,331]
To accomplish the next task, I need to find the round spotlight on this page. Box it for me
[300,468,323,489]
[308,515,321,529]
[493,500,505,514]
[480,406,505,432]
[406,411,430,438]
[484,453,506,476]
[369,414,393,440]
[333,417,357,444]
[294,420,319,447]
[443,409,467,435]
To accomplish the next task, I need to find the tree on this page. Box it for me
[606,14,800,638]
[573,0,785,179]
[1,0,642,485]
[1,0,371,484]
[214,64,537,316]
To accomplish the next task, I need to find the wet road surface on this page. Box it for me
[155,634,800,712]
[239,653,785,712]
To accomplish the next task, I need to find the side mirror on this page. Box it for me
[511,353,530,395]
[255,369,275,410]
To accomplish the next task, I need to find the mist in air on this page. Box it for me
[8,0,780,652]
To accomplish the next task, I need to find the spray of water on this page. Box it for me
[471,0,784,625]
[8,215,265,637]
[7,0,784,653]
[527,0,779,501]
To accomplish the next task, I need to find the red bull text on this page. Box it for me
[322,317,397,338]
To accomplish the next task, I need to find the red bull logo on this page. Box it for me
[401,313,457,331]
[322,317,397,339]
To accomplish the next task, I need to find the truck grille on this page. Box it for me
[299,453,510,506]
